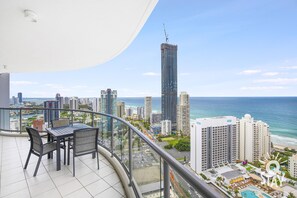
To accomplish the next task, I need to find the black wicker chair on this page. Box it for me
[71,128,99,176]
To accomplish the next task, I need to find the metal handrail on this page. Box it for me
[0,107,223,198]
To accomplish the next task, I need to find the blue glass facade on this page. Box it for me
[161,43,177,129]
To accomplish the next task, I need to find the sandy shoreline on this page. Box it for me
[273,143,297,151]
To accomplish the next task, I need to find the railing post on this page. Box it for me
[91,112,94,127]
[110,117,114,157]
[129,127,133,186]
[163,160,170,198]
[19,108,22,134]
[71,110,74,125]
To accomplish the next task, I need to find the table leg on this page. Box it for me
[47,133,51,159]
[56,137,61,171]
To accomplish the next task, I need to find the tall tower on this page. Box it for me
[177,92,190,136]
[144,96,152,121]
[117,101,125,118]
[101,89,117,115]
[17,92,23,103]
[161,43,177,129]
[44,101,59,123]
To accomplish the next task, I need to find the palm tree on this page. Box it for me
[288,192,296,198]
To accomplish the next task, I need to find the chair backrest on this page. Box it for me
[73,128,99,156]
[26,127,43,153]
[51,119,70,128]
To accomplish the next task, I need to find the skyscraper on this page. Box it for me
[144,96,152,121]
[44,101,59,123]
[238,114,271,162]
[70,97,79,110]
[55,93,64,109]
[117,101,125,118]
[101,89,117,115]
[191,116,237,173]
[18,92,22,103]
[137,106,144,119]
[161,43,177,130]
[92,98,101,112]
[177,92,190,136]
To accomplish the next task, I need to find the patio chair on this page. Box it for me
[51,119,70,128]
[71,128,99,176]
[24,127,66,176]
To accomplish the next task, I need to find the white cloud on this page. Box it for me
[142,72,160,76]
[11,81,38,85]
[240,86,286,90]
[254,78,297,85]
[280,66,297,70]
[179,72,191,76]
[72,85,88,89]
[262,72,279,76]
[239,69,261,75]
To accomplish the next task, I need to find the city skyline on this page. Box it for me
[9,0,297,97]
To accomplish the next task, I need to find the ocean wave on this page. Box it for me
[271,134,297,147]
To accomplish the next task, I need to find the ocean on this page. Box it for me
[24,97,297,147]
[120,97,297,148]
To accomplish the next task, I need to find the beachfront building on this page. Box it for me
[177,91,190,136]
[238,114,271,162]
[190,116,237,173]
[117,101,125,118]
[137,106,144,119]
[161,120,171,135]
[144,96,152,121]
[288,154,297,178]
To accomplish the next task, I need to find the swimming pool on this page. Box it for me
[240,186,271,198]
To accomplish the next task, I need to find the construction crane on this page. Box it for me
[163,23,169,43]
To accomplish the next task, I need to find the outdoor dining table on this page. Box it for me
[46,123,90,171]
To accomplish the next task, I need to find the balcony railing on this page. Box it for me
[0,107,223,198]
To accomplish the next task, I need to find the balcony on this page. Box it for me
[0,107,223,198]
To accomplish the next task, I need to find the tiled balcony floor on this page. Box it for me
[0,135,126,198]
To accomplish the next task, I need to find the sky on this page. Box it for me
[10,0,297,98]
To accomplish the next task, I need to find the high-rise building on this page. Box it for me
[44,101,59,123]
[101,89,117,115]
[161,43,177,130]
[191,116,237,173]
[117,101,125,118]
[55,93,64,109]
[150,113,162,125]
[70,97,79,110]
[177,92,190,136]
[0,73,10,130]
[18,92,22,103]
[137,107,144,119]
[288,154,297,178]
[92,98,101,112]
[64,97,70,106]
[144,96,152,121]
[238,114,271,162]
[161,120,171,136]
[126,107,133,117]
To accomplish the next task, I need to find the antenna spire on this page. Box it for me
[163,23,169,43]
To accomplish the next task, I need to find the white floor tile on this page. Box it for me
[57,179,83,196]
[85,179,110,196]
[95,187,122,198]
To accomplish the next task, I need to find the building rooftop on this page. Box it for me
[221,170,242,180]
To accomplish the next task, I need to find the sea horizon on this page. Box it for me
[22,96,297,148]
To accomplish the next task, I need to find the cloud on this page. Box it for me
[239,69,261,75]
[254,78,297,85]
[11,81,38,85]
[142,72,160,76]
[72,85,88,89]
[179,72,191,76]
[280,66,297,70]
[240,86,286,90]
[262,72,279,76]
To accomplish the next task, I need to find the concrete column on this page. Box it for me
[0,73,10,130]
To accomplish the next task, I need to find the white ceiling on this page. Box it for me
[0,0,158,73]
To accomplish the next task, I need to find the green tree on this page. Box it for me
[288,192,296,198]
